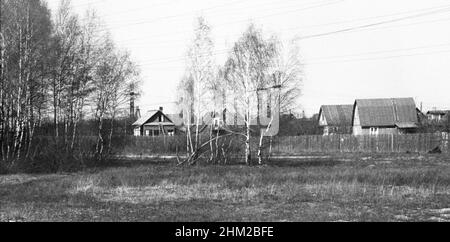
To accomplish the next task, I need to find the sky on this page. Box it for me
[45,0,450,117]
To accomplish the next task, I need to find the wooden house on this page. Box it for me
[352,98,419,136]
[426,110,449,122]
[318,105,353,135]
[132,107,178,136]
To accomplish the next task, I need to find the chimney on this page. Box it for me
[159,107,163,112]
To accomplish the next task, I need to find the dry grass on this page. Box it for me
[0,154,449,222]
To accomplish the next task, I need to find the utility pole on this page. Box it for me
[129,91,136,119]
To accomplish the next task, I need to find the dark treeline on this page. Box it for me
[0,0,140,173]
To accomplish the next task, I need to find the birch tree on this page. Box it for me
[0,0,52,162]
[272,41,303,114]
[224,24,277,165]
[186,16,215,153]
[92,38,139,160]
[51,0,81,145]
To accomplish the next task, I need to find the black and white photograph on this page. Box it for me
[0,0,450,227]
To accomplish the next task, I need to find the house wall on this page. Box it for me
[318,112,327,126]
[356,127,398,136]
[324,126,352,135]
[134,127,141,136]
[353,106,362,135]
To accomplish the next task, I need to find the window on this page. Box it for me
[370,127,379,136]
[145,130,151,136]
[213,118,223,130]
[323,127,329,136]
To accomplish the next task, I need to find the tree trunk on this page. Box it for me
[245,97,251,166]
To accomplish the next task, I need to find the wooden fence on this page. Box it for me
[267,133,449,155]
[110,133,449,156]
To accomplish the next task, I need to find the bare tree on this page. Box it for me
[224,24,278,165]
[272,40,303,114]
[51,0,81,146]
[0,0,52,163]
[91,37,139,160]
[186,16,215,153]
[176,73,195,155]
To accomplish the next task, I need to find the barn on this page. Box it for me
[318,105,353,135]
[352,98,419,135]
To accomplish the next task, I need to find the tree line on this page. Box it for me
[0,0,140,172]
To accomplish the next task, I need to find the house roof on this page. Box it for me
[319,105,353,126]
[354,98,418,127]
[132,110,159,126]
[395,122,418,129]
[143,122,175,126]
[132,110,175,127]
[427,110,449,115]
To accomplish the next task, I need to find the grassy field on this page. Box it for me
[1,154,449,222]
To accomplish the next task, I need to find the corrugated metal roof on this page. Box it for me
[320,105,353,126]
[355,98,418,127]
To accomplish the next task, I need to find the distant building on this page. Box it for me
[318,105,353,135]
[352,98,419,136]
[132,107,177,136]
[427,110,449,122]
[196,90,280,137]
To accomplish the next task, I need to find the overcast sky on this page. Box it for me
[46,0,450,117]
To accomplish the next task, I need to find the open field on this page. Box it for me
[1,154,450,222]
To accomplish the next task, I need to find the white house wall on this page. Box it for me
[352,106,362,135]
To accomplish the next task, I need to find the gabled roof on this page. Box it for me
[354,98,418,127]
[132,110,159,126]
[319,105,353,126]
[132,110,174,126]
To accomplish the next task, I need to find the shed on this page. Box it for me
[318,105,353,135]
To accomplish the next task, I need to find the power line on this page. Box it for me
[118,15,450,50]
[294,6,450,40]
[84,0,182,19]
[71,0,105,8]
[135,42,450,69]
[104,3,450,50]
[97,0,315,42]
[92,0,259,31]
[91,0,343,33]
[135,39,450,67]
[306,42,450,61]
[304,48,450,66]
